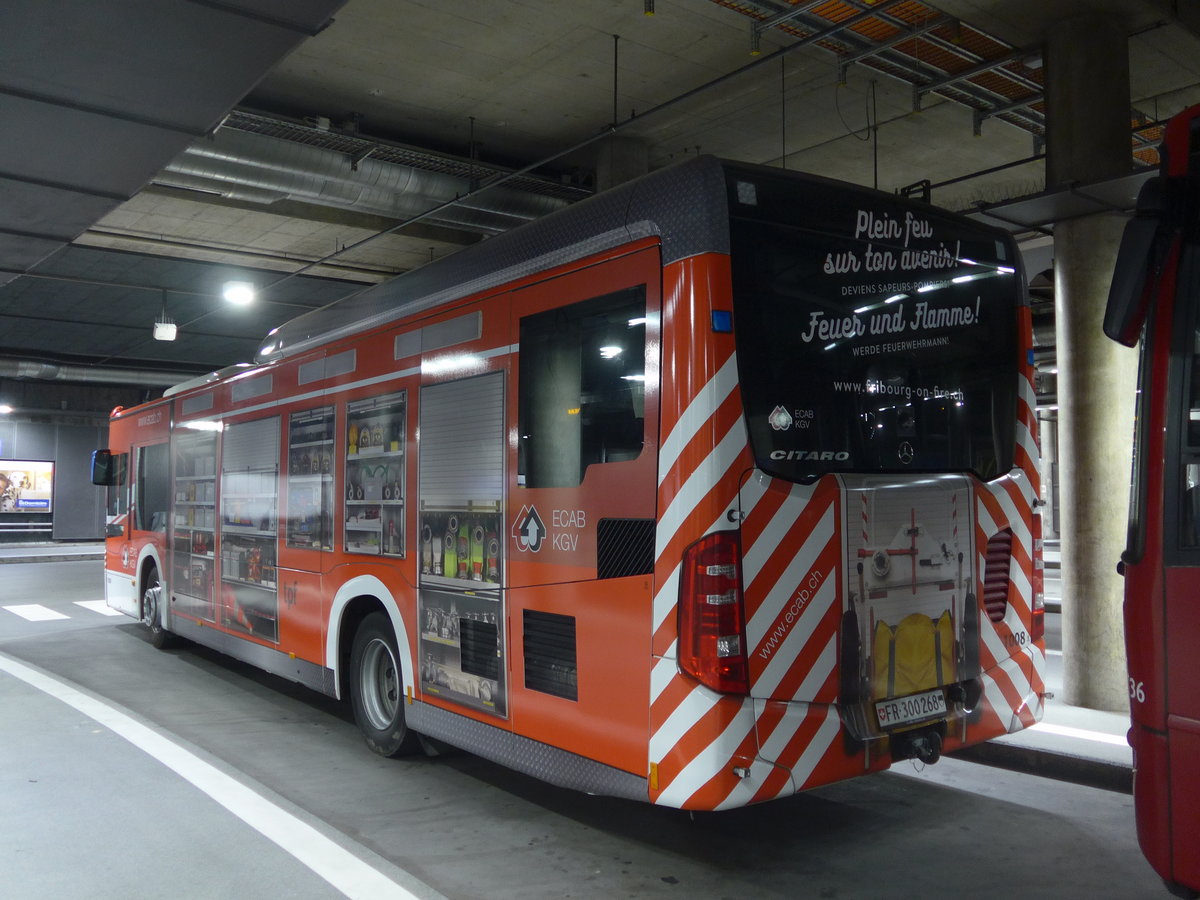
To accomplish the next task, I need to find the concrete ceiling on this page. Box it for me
[2,0,1199,399]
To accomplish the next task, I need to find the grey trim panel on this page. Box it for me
[406,700,649,802]
[259,155,730,363]
[298,349,357,385]
[231,373,273,403]
[170,613,336,696]
[181,392,214,415]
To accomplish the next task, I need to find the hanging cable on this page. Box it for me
[871,80,879,190]
[613,34,620,127]
[834,76,871,142]
[780,56,786,168]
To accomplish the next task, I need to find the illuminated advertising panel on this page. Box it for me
[0,461,54,512]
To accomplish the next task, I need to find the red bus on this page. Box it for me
[93,156,1044,809]
[1106,103,1200,897]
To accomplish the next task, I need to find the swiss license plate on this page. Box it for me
[875,688,948,730]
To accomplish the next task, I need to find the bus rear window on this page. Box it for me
[727,171,1020,483]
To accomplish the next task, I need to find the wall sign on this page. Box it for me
[0,460,54,512]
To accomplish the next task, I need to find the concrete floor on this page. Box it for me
[0,557,1165,899]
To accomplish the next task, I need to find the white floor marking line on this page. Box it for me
[73,600,123,617]
[0,651,438,900]
[4,604,69,621]
[1033,722,1130,747]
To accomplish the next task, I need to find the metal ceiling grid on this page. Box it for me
[715,0,1179,176]
[712,0,1048,136]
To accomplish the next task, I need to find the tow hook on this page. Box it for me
[891,726,943,765]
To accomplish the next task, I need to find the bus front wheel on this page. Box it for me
[141,567,172,650]
[349,611,420,757]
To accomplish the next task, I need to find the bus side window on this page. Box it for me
[518,286,647,488]
[1182,324,1200,547]
[1185,465,1200,547]
[1190,326,1200,446]
[135,444,170,532]
[108,452,129,519]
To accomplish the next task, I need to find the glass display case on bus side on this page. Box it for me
[171,429,217,622]
[286,406,334,552]
[344,391,406,557]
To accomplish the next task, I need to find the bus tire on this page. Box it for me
[142,567,173,650]
[349,611,420,757]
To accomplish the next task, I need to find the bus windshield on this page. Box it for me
[726,167,1021,483]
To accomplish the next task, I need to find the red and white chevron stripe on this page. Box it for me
[645,276,1044,809]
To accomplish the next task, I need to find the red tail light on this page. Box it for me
[678,531,749,694]
[1030,512,1046,643]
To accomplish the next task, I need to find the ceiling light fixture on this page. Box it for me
[0,404,13,414]
[153,288,177,341]
[223,280,256,305]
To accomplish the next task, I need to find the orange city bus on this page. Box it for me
[93,156,1044,809]
[1105,103,1200,897]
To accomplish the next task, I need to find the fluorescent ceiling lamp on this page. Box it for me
[0,404,12,414]
[154,287,176,340]
[223,280,256,305]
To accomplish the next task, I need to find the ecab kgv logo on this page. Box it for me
[512,505,547,552]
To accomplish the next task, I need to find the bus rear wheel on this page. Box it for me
[349,611,420,757]
[142,567,173,650]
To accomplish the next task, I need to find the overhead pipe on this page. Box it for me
[160,128,567,235]
[152,170,288,206]
[0,359,193,388]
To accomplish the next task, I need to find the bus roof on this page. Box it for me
[255,154,732,365]
[158,155,1016,402]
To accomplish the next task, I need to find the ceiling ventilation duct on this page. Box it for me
[158,127,569,236]
[0,359,192,388]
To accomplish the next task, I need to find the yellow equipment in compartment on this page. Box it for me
[872,611,955,698]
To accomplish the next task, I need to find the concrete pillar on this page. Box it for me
[1054,217,1136,711]
[1046,15,1137,711]
[594,136,649,192]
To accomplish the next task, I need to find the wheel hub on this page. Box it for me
[361,637,399,729]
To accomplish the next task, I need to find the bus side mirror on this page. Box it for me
[91,449,115,486]
[1104,176,1165,347]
